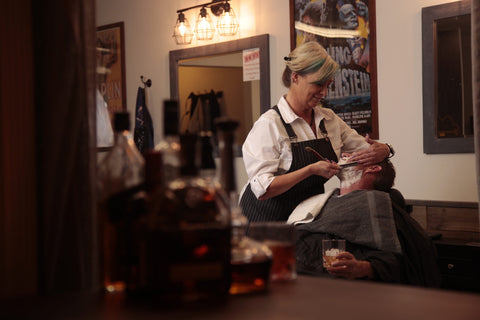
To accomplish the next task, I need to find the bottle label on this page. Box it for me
[170,262,224,281]
[136,224,231,299]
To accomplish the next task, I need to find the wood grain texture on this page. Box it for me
[0,0,37,298]
[31,0,99,294]
[0,0,99,297]
[409,201,480,242]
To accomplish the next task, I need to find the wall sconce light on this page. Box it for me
[215,2,239,36]
[173,12,194,45]
[173,0,239,44]
[195,7,215,40]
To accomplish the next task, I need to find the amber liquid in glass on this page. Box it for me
[265,240,296,281]
[323,248,342,268]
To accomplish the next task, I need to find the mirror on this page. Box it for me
[422,0,473,154]
[169,34,270,145]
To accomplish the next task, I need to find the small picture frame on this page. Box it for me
[96,22,127,122]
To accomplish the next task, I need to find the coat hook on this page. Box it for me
[140,75,152,88]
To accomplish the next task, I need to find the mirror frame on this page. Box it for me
[422,0,473,154]
[169,34,271,116]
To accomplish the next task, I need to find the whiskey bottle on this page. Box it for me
[197,130,216,180]
[137,134,231,304]
[97,112,145,293]
[215,118,272,295]
[154,100,181,185]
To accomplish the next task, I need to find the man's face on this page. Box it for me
[351,46,361,64]
[339,4,358,29]
[301,15,318,43]
[337,155,362,187]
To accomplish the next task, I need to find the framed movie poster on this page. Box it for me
[96,22,127,122]
[289,0,378,138]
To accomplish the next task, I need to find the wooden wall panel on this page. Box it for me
[31,0,99,294]
[410,206,428,230]
[0,0,37,298]
[1,0,99,298]
[409,200,480,242]
[428,207,480,233]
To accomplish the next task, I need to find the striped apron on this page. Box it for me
[240,106,338,222]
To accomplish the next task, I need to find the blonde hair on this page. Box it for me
[282,41,339,87]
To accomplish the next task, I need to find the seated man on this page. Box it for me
[288,157,441,287]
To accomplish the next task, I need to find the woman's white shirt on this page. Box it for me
[241,96,368,198]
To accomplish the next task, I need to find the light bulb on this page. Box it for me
[195,7,214,40]
[217,4,238,36]
[200,18,209,31]
[179,22,186,36]
[173,12,193,45]
[223,12,231,24]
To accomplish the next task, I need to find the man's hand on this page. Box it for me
[326,251,374,279]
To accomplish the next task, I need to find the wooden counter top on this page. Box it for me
[1,275,479,319]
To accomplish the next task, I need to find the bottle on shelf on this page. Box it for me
[97,111,146,293]
[135,133,231,304]
[197,130,217,186]
[154,100,181,185]
[215,118,273,295]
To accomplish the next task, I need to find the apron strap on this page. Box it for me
[272,105,297,141]
[273,105,330,142]
[319,119,330,141]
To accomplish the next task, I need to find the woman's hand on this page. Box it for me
[259,160,339,200]
[350,134,390,166]
[310,160,340,179]
[326,251,374,280]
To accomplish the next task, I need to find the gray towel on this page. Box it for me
[296,189,402,253]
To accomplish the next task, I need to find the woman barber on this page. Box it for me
[239,41,393,222]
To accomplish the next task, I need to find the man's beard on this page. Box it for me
[338,166,362,189]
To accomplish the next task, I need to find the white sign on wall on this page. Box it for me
[243,48,260,81]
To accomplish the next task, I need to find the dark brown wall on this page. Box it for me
[0,0,99,297]
[0,0,37,298]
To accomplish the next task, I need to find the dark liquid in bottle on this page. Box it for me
[229,259,272,295]
[136,223,231,305]
[102,185,145,293]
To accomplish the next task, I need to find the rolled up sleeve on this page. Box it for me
[242,112,291,198]
[322,109,369,158]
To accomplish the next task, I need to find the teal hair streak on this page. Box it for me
[311,63,339,85]
[303,58,326,74]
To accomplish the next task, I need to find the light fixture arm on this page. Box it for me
[173,0,238,44]
[176,0,229,15]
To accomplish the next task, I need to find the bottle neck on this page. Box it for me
[114,130,130,144]
[217,131,236,193]
[179,134,199,177]
[145,151,163,192]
